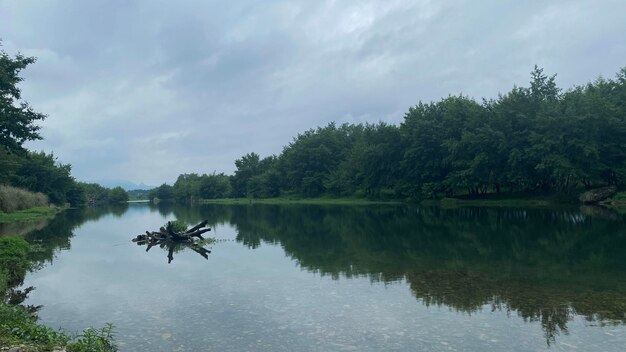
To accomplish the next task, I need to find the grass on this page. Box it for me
[0,305,117,352]
[0,206,60,223]
[0,185,48,213]
[198,197,402,206]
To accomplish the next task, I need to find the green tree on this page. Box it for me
[231,153,262,197]
[173,173,202,202]
[280,123,360,196]
[79,182,110,204]
[12,151,79,205]
[149,184,175,201]
[0,48,46,154]
[198,173,232,199]
[108,187,129,204]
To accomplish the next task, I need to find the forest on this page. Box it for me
[154,66,626,202]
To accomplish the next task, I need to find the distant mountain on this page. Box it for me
[92,180,156,191]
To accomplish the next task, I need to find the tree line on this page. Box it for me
[1,47,128,207]
[155,66,626,202]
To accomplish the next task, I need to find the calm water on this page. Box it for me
[14,203,626,351]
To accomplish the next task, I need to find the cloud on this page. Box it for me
[1,0,625,185]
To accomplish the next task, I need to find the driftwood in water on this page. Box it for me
[132,220,212,263]
[132,220,211,244]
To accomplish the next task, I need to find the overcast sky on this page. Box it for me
[1,0,625,187]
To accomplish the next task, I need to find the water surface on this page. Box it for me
[20,203,626,351]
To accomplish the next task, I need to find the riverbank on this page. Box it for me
[200,194,565,208]
[199,197,402,206]
[193,192,626,209]
[433,191,626,210]
[434,197,558,208]
[0,207,60,223]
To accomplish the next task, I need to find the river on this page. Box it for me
[15,203,626,351]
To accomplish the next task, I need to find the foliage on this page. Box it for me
[79,183,110,204]
[0,48,46,154]
[231,153,278,198]
[0,151,84,206]
[67,323,117,352]
[166,219,188,233]
[0,303,69,348]
[0,304,117,351]
[107,187,129,204]
[127,189,150,201]
[148,183,175,201]
[78,183,130,205]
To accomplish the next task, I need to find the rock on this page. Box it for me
[579,186,617,204]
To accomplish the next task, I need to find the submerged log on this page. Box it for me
[132,220,212,263]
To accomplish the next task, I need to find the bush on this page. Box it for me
[0,304,70,348]
[0,304,117,351]
[67,323,117,352]
[0,185,48,213]
[166,220,188,233]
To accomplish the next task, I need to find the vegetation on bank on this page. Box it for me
[0,185,60,223]
[0,236,117,351]
[151,67,626,204]
[0,185,48,213]
[127,189,150,201]
[199,197,402,206]
[78,183,129,205]
[0,207,59,223]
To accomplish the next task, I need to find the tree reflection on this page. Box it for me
[141,239,212,264]
[189,203,626,345]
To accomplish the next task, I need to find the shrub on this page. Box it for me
[161,220,187,232]
[0,303,70,348]
[67,323,117,352]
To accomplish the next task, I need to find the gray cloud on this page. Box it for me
[1,0,625,185]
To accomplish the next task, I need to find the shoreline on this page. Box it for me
[0,206,61,224]
[198,197,403,206]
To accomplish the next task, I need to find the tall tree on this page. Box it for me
[0,47,46,153]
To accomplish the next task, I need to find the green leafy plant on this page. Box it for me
[166,219,188,233]
[67,323,117,352]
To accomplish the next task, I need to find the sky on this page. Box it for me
[1,0,625,187]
